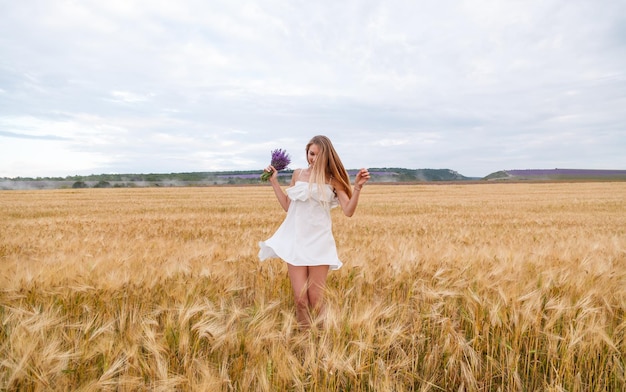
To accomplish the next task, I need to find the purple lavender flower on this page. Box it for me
[261,148,291,181]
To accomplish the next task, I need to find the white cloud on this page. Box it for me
[109,90,152,103]
[0,0,624,178]
[374,139,409,147]
[0,138,111,177]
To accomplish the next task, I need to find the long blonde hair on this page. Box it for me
[306,135,352,200]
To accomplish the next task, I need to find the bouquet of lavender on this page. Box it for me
[261,148,291,181]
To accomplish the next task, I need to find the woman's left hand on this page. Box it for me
[355,168,371,186]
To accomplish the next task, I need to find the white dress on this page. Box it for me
[258,180,343,270]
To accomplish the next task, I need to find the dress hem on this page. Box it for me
[258,241,342,271]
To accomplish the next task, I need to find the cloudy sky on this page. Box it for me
[1,0,624,178]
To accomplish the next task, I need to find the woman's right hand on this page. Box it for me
[265,165,278,182]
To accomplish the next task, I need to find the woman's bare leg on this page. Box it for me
[306,265,329,314]
[287,264,310,327]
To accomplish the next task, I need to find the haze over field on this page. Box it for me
[1,0,625,178]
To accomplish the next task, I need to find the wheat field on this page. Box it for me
[1,182,625,391]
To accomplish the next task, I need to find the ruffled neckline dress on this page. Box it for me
[258,181,342,270]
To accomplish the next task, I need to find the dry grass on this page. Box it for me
[1,183,625,391]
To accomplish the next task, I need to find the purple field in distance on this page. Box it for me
[219,171,396,179]
[347,170,396,176]
[217,172,295,179]
[217,173,270,179]
[506,169,626,177]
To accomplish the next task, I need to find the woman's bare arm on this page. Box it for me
[268,166,299,212]
[335,168,370,217]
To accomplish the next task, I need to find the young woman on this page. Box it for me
[258,135,370,327]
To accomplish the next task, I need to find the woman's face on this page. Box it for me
[307,143,320,167]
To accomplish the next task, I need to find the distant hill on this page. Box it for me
[6,168,624,190]
[0,168,475,190]
[483,169,626,181]
[361,168,474,182]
